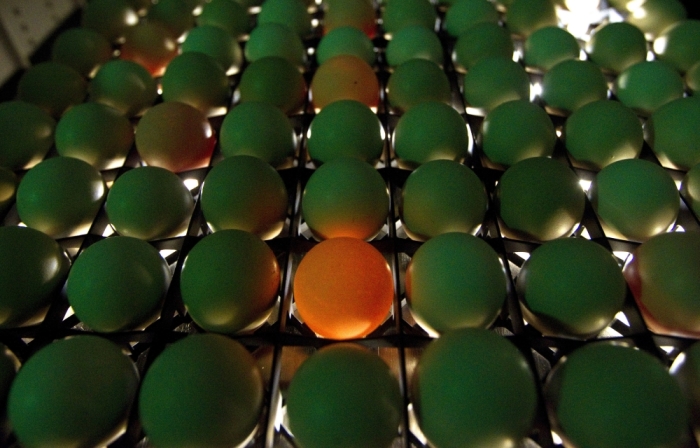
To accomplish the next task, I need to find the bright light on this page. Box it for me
[514,251,530,260]
[552,431,563,445]
[659,345,676,354]
[183,178,200,190]
[615,311,630,327]
[530,82,542,101]
[613,251,631,262]
[159,249,177,259]
[102,225,115,237]
[653,36,668,55]
[579,179,592,192]
[64,307,75,320]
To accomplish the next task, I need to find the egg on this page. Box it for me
[681,163,700,219]
[523,26,580,72]
[586,22,647,74]
[0,344,18,424]
[626,0,687,39]
[316,26,376,66]
[147,0,194,40]
[239,56,307,114]
[382,0,436,37]
[245,23,307,68]
[505,0,558,37]
[80,0,137,43]
[670,341,700,430]
[119,22,178,77]
[646,97,700,171]
[387,59,451,112]
[17,62,87,118]
[0,167,17,217]
[50,28,112,78]
[161,52,230,116]
[385,25,442,68]
[463,57,530,113]
[181,25,243,75]
[443,0,498,38]
[257,0,311,38]
[0,101,55,170]
[89,59,158,117]
[197,0,251,38]
[323,0,376,38]
[453,22,513,71]
[310,54,379,110]
[614,61,685,117]
[541,60,608,114]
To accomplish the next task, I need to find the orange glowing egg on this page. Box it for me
[293,237,394,340]
[120,22,178,77]
[310,55,379,110]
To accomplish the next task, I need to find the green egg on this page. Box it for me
[257,0,311,37]
[0,167,17,217]
[0,345,18,423]
[687,60,700,93]
[147,0,195,39]
[401,160,486,240]
[505,0,558,37]
[66,236,169,332]
[545,343,689,448]
[301,157,389,240]
[89,59,158,117]
[453,22,513,72]
[524,26,580,72]
[393,101,470,167]
[670,341,700,429]
[105,166,195,240]
[386,25,442,67]
[406,233,506,333]
[8,336,139,448]
[245,23,307,68]
[16,157,106,238]
[387,59,451,112]
[316,26,376,66]
[181,25,243,75]
[17,62,87,118]
[590,158,679,241]
[646,97,700,171]
[161,52,231,116]
[286,343,402,448]
[497,157,585,242]
[626,0,687,39]
[681,163,700,219]
[139,334,264,447]
[238,56,307,114]
[481,99,556,167]
[541,60,608,114]
[51,27,112,78]
[220,101,296,166]
[614,60,685,117]
[443,0,499,38]
[564,99,643,170]
[0,101,55,170]
[180,229,280,333]
[0,226,70,328]
[382,0,437,36]
[463,57,530,113]
[516,238,626,338]
[307,99,383,164]
[413,328,538,448]
[586,22,647,74]
[197,0,251,38]
[200,155,288,239]
[55,102,134,170]
[81,0,139,42]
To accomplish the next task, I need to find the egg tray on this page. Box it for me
[2,2,700,448]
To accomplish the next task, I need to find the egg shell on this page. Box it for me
[89,59,158,117]
[310,54,379,110]
[0,101,55,170]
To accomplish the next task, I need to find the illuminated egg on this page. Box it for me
[505,0,557,37]
[524,26,579,72]
[197,0,251,38]
[382,0,436,36]
[0,101,55,170]
[307,100,383,164]
[220,101,296,166]
[497,157,585,242]
[394,102,469,167]
[17,62,87,118]
[257,0,311,38]
[387,59,450,112]
[286,344,402,448]
[0,226,70,328]
[463,57,530,113]
[89,59,158,117]
[545,343,688,448]
[626,0,687,39]
[201,155,288,239]
[453,22,513,71]
[585,22,646,75]
[681,163,700,218]
[66,236,169,332]
[293,237,394,339]
[614,61,685,117]
[386,25,442,68]
[239,56,307,114]
[670,341,700,430]
[0,345,17,422]
[687,61,700,93]
[624,231,700,336]
[245,23,307,68]
[401,161,486,240]
[16,157,106,238]
[516,238,626,338]
[590,159,679,242]
[147,0,195,39]
[646,97,700,171]
[51,28,112,78]
[564,100,643,170]
[8,336,139,448]
[316,26,376,66]
[81,0,138,42]
[301,157,389,240]
[181,25,243,75]
[105,166,195,240]
[481,100,556,167]
[135,102,216,172]
[443,0,499,38]
[139,334,264,447]
[541,60,608,114]
[323,0,376,38]
[413,328,538,448]
[310,55,379,110]
[406,233,506,333]
[120,22,179,77]
[179,230,280,333]
[161,52,230,116]
[55,102,134,170]
[0,167,17,217]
